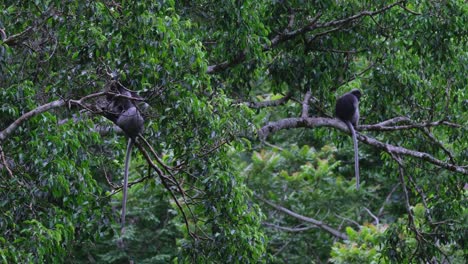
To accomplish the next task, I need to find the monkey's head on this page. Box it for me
[350,89,362,100]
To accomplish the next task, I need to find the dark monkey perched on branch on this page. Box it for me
[335,89,361,189]
[102,81,144,235]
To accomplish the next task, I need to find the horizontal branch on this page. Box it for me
[258,117,467,175]
[256,195,348,240]
[360,119,461,131]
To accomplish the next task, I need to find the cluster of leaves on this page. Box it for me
[331,225,386,264]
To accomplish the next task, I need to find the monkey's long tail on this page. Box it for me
[346,121,360,189]
[121,139,134,235]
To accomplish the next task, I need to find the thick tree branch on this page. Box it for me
[255,195,348,240]
[258,117,467,174]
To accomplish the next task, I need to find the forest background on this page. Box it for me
[0,1,466,263]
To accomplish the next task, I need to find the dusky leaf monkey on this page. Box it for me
[103,81,144,234]
[335,89,361,189]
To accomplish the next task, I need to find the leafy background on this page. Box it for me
[0,1,466,263]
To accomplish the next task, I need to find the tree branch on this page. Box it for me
[0,92,106,142]
[2,26,34,46]
[255,195,348,240]
[0,100,65,141]
[258,117,467,174]
[360,120,461,131]
[206,1,406,74]
[263,222,316,232]
[244,92,292,109]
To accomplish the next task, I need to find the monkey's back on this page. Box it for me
[335,93,357,122]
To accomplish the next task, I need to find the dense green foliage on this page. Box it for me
[1,1,466,263]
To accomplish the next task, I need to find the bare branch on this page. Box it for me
[372,116,411,126]
[263,222,316,232]
[135,141,196,239]
[399,3,422,15]
[255,195,348,240]
[359,130,466,174]
[268,13,322,49]
[363,207,379,225]
[377,183,400,218]
[360,120,461,131]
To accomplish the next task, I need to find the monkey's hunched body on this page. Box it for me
[335,89,361,189]
[104,82,144,235]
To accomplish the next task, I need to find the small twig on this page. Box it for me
[363,207,379,225]
[390,154,413,224]
[398,3,422,15]
[377,183,400,218]
[334,214,360,228]
[103,167,118,189]
[406,173,433,222]
[0,146,14,177]
[421,128,455,164]
[263,222,316,232]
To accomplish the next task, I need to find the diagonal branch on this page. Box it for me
[0,92,106,142]
[0,100,66,142]
[207,1,406,74]
[2,26,34,46]
[255,194,348,240]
